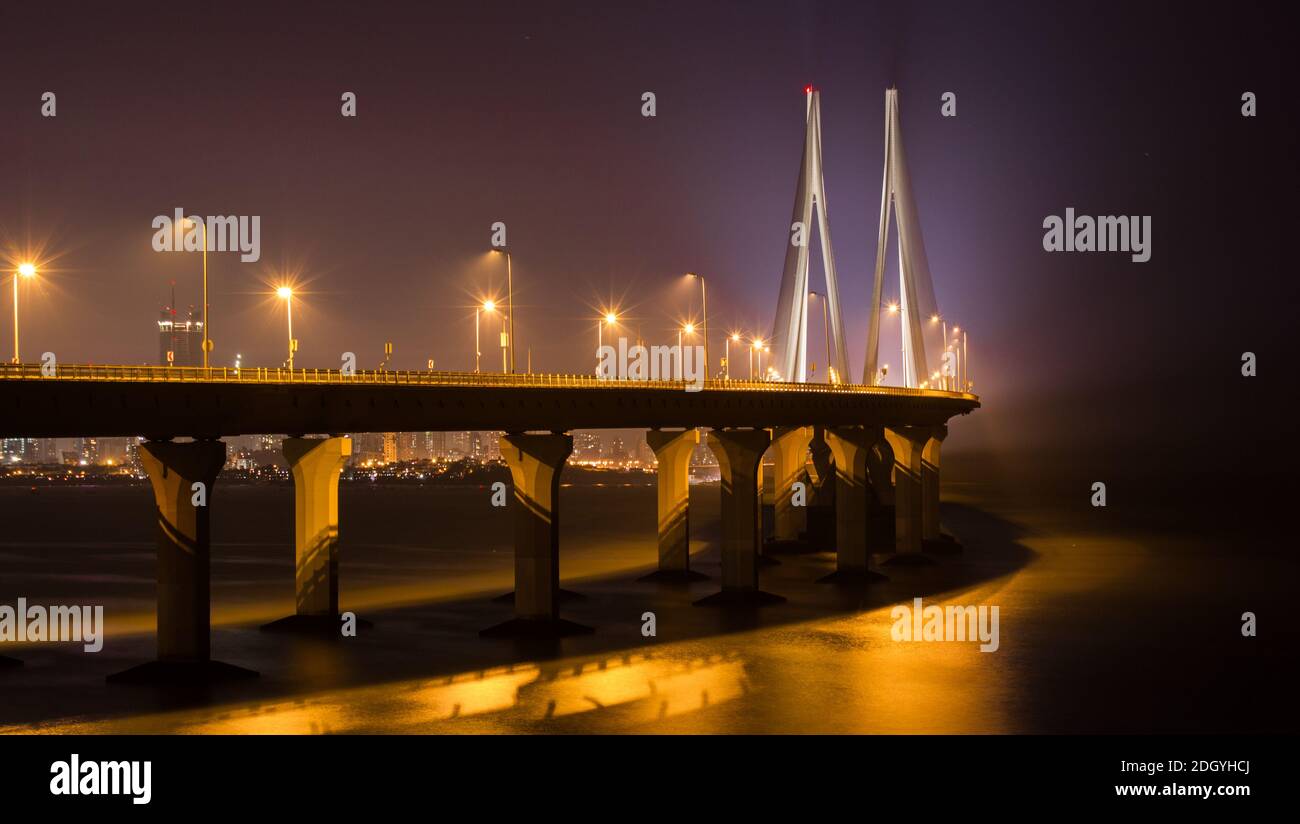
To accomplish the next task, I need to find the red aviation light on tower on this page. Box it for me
[803,84,815,95]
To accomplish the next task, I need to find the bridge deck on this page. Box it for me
[1,363,979,439]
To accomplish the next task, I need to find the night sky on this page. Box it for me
[0,1,1289,492]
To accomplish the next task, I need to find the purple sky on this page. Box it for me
[0,1,1288,466]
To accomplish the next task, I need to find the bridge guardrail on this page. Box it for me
[0,362,977,401]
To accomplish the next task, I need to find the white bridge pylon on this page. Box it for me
[769,87,850,384]
[864,88,941,387]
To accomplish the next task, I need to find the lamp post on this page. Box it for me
[276,286,295,369]
[490,249,515,373]
[686,273,707,378]
[679,322,696,379]
[726,332,741,380]
[599,312,617,374]
[476,299,495,374]
[11,263,36,364]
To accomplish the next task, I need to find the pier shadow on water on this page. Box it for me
[0,483,1040,733]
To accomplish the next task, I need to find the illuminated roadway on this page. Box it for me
[0,363,979,438]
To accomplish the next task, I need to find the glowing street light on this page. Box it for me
[276,286,296,369]
[598,311,619,373]
[678,322,697,373]
[475,299,497,373]
[489,249,515,373]
[11,263,37,364]
[725,331,742,380]
[685,272,708,378]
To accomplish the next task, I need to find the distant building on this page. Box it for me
[94,437,130,466]
[1,438,36,463]
[77,437,99,464]
[636,438,656,467]
[470,431,501,461]
[382,433,398,464]
[158,304,204,367]
[396,433,425,462]
[425,431,446,460]
[573,431,601,460]
[609,436,629,461]
[445,431,470,458]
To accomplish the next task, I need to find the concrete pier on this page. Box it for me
[262,436,354,634]
[482,432,590,637]
[921,425,960,553]
[642,429,706,581]
[769,425,813,543]
[821,427,889,582]
[697,429,783,606]
[884,427,936,565]
[108,439,256,683]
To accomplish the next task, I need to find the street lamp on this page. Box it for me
[599,311,618,374]
[479,299,505,373]
[276,286,295,369]
[726,332,741,380]
[686,273,707,378]
[182,218,211,369]
[476,299,496,373]
[679,322,696,377]
[750,338,763,380]
[11,263,36,364]
[489,249,515,373]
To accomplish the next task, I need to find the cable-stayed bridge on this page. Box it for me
[0,88,978,682]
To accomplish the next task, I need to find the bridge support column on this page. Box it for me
[820,427,889,583]
[769,425,813,546]
[696,429,784,606]
[809,426,835,507]
[920,426,961,553]
[262,436,357,634]
[640,429,706,582]
[884,428,937,565]
[483,433,591,637]
[108,439,257,683]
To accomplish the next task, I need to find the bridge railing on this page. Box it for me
[0,361,976,399]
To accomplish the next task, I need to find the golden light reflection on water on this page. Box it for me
[2,492,1157,734]
[4,652,748,734]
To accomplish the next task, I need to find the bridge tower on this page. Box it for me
[864,89,942,388]
[770,87,850,384]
